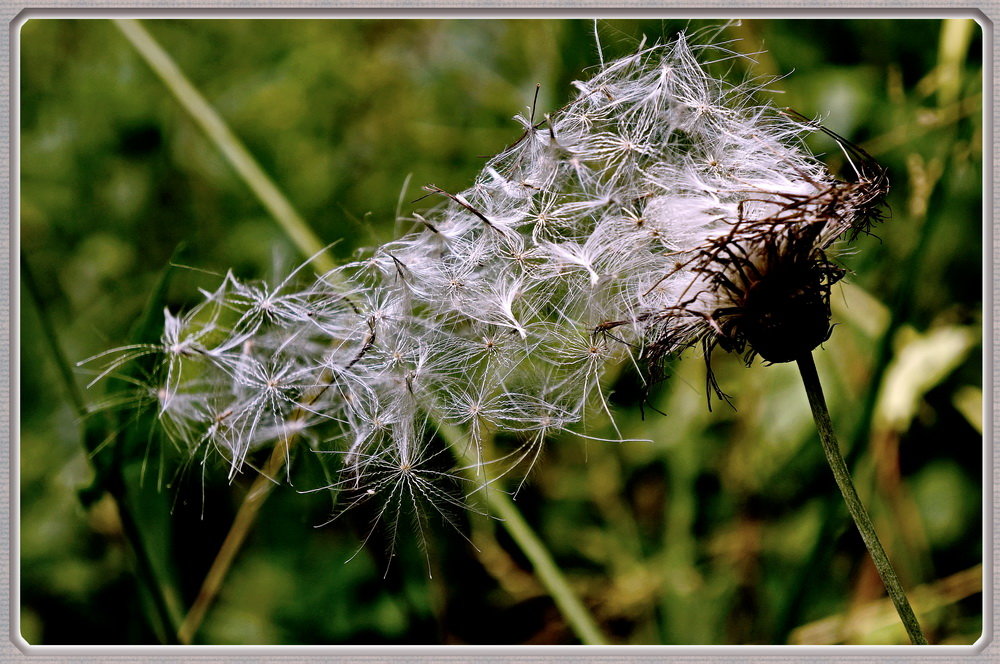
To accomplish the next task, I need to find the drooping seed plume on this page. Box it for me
[83,32,887,522]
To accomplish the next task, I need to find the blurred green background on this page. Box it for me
[19,18,983,645]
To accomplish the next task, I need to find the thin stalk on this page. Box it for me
[21,255,86,415]
[773,125,952,644]
[775,107,953,642]
[796,352,927,645]
[111,18,334,275]
[21,254,179,643]
[437,423,607,645]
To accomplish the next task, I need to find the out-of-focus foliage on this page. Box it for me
[20,18,983,645]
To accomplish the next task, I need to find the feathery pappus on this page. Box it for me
[83,32,888,526]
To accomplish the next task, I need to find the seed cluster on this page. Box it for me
[86,34,886,522]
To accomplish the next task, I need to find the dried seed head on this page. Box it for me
[86,32,891,540]
[641,120,888,402]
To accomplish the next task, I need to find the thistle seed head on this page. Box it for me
[85,31,888,535]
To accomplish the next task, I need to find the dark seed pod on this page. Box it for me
[641,115,888,404]
[736,257,842,364]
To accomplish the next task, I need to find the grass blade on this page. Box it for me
[112,19,335,275]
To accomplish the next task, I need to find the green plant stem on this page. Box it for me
[436,423,607,645]
[111,18,334,275]
[774,114,951,643]
[21,254,179,643]
[21,255,86,415]
[796,352,927,645]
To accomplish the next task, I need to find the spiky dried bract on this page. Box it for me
[85,33,886,528]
